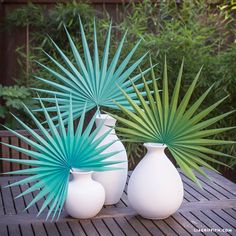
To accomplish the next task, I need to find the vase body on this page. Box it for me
[65,170,105,219]
[93,114,128,205]
[128,143,184,219]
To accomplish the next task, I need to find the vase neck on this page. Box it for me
[71,170,93,182]
[95,114,116,135]
[144,143,167,155]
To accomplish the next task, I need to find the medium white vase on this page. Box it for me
[128,143,184,219]
[93,114,128,205]
[65,170,105,219]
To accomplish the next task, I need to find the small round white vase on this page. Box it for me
[93,114,128,205]
[65,170,105,219]
[128,143,184,219]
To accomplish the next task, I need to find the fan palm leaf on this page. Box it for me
[110,58,235,187]
[1,97,123,220]
[33,18,153,122]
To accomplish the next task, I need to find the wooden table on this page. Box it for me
[0,170,235,236]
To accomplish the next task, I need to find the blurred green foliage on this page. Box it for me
[0,85,37,128]
[2,0,236,169]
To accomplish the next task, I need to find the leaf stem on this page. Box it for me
[97,105,101,117]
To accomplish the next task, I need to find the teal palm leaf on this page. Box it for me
[1,97,123,220]
[33,18,152,122]
[111,59,235,187]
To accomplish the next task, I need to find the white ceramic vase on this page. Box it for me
[93,114,128,205]
[65,170,105,219]
[128,143,184,219]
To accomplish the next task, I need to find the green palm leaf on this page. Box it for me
[112,59,235,187]
[1,97,123,220]
[33,18,152,121]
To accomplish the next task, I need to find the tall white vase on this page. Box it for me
[128,143,184,219]
[65,170,105,219]
[93,114,128,205]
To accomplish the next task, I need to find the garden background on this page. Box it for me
[0,0,235,180]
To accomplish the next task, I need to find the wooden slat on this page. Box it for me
[115,198,126,208]
[20,140,30,170]
[0,176,25,182]
[8,225,21,236]
[195,172,235,199]
[10,183,25,214]
[56,222,73,236]
[126,216,152,236]
[0,131,39,174]
[190,210,224,234]
[29,136,36,152]
[1,137,11,173]
[164,216,191,236]
[44,223,60,236]
[94,206,136,219]
[152,219,177,236]
[114,217,138,235]
[182,183,206,202]
[80,219,99,236]
[179,199,236,213]
[115,197,151,235]
[183,181,210,201]
[28,136,36,168]
[0,130,39,137]
[120,192,129,206]
[181,173,217,201]
[19,224,34,236]
[222,208,236,219]
[68,221,86,236]
[183,190,198,202]
[0,187,5,215]
[92,219,113,236]
[103,218,125,236]
[183,189,198,202]
[185,172,230,201]
[172,212,203,236]
[30,182,46,213]
[11,137,20,172]
[180,211,215,236]
[1,181,16,215]
[20,183,38,214]
[213,209,236,229]
[0,224,8,236]
[32,222,47,236]
[137,216,164,236]
[202,209,235,232]
[204,169,236,194]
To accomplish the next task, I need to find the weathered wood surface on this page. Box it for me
[0,170,235,236]
[0,130,32,174]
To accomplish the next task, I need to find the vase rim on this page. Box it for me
[70,168,93,175]
[96,113,115,121]
[144,143,167,149]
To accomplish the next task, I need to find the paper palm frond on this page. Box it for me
[33,18,152,122]
[1,97,122,220]
[111,58,235,187]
